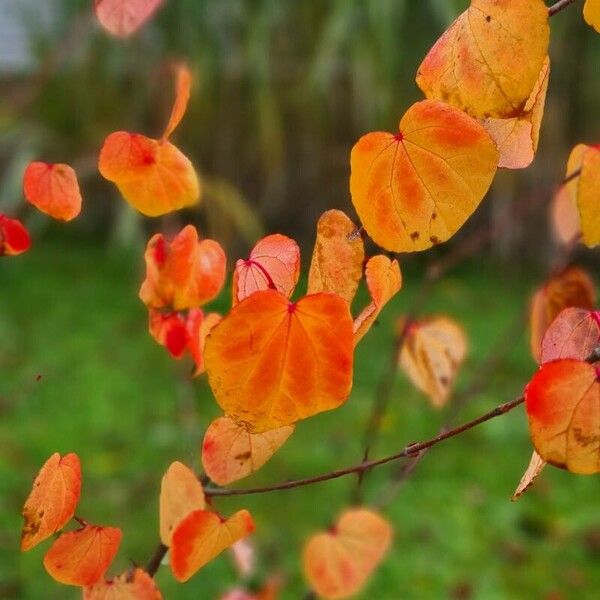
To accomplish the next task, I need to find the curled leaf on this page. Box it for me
[0,214,31,256]
[512,450,546,502]
[95,0,163,37]
[163,64,192,141]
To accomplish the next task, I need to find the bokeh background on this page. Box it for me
[1,1,599,598]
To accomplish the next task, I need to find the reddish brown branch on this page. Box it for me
[548,0,580,17]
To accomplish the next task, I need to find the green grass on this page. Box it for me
[1,239,600,599]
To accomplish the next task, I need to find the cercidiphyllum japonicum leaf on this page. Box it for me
[0,214,31,256]
[584,0,600,32]
[550,184,581,246]
[170,509,255,582]
[481,58,550,170]
[399,315,468,408]
[307,210,365,306]
[83,568,163,599]
[204,290,354,432]
[232,234,300,305]
[416,0,550,119]
[139,225,226,311]
[43,524,122,586]
[512,450,546,502]
[529,266,596,363]
[350,100,498,253]
[23,162,82,221]
[303,508,392,599]
[159,461,205,546]
[94,0,163,37]
[201,416,295,485]
[20,452,81,551]
[566,144,600,248]
[525,359,600,475]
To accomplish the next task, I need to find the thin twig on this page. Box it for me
[548,0,580,17]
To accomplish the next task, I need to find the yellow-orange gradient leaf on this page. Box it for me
[529,267,596,363]
[400,316,468,408]
[584,0,600,32]
[201,416,294,486]
[550,184,581,246]
[163,65,192,141]
[416,0,549,119]
[170,509,255,582]
[99,132,200,217]
[160,461,205,546]
[303,508,392,599]
[21,452,81,551]
[350,100,498,252]
[482,58,550,169]
[566,144,600,247]
[139,225,226,311]
[307,210,365,306]
[43,524,122,586]
[233,234,300,305]
[83,568,163,599]
[526,359,600,474]
[353,256,402,346]
[205,290,354,432]
[23,162,82,221]
[95,0,163,37]
[512,450,546,502]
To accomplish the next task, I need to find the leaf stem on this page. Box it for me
[548,0,580,17]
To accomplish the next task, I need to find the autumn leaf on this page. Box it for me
[512,450,546,502]
[83,568,163,599]
[584,0,600,32]
[0,214,31,256]
[205,290,354,432]
[94,0,163,37]
[23,162,82,221]
[170,509,255,582]
[399,316,468,408]
[43,524,122,586]
[201,416,294,485]
[350,100,498,252]
[139,225,226,311]
[160,461,205,546]
[162,64,192,141]
[482,58,550,169]
[550,184,581,246]
[187,310,222,376]
[353,255,402,346]
[566,144,600,248]
[232,234,300,305]
[529,267,596,363]
[21,452,81,551]
[525,359,600,474]
[416,0,549,119]
[303,508,392,599]
[307,210,365,306]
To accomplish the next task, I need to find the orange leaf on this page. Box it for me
[21,452,81,551]
[94,0,163,37]
[416,0,549,119]
[350,100,498,252]
[353,256,402,346]
[566,143,600,247]
[481,58,550,169]
[98,132,200,217]
[541,308,600,365]
[550,184,581,246]
[170,509,255,582]
[205,290,354,432]
[201,416,294,485]
[148,310,189,358]
[188,310,222,376]
[163,65,192,141]
[512,450,546,502]
[139,225,226,311]
[584,0,600,32]
[529,267,596,362]
[160,461,205,546]
[23,162,82,221]
[307,210,365,306]
[0,214,31,256]
[526,359,600,474]
[303,508,392,599]
[43,524,122,586]
[232,234,300,305]
[83,568,163,599]
[400,316,468,408]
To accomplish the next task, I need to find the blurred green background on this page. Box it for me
[1,1,599,599]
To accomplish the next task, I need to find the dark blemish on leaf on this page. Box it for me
[486,15,491,22]
[430,236,440,245]
[410,232,420,241]
[431,212,437,220]
[234,451,251,462]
